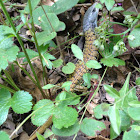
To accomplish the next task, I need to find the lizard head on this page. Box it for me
[83,3,99,32]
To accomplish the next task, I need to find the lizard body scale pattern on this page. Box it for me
[69,3,99,91]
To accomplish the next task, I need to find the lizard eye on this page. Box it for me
[92,8,96,12]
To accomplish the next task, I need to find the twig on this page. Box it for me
[75,3,92,7]
[130,0,139,14]
[132,53,140,68]
[29,116,53,140]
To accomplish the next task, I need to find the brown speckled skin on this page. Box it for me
[69,29,98,91]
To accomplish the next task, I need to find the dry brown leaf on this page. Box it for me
[19,131,30,140]
[3,119,15,132]
[86,102,97,115]
[41,0,57,6]
[92,91,100,104]
[26,30,32,36]
[123,0,140,12]
[106,93,115,103]
[101,120,110,138]
[73,14,80,21]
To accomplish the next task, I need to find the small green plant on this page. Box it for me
[94,73,140,139]
[0,0,140,139]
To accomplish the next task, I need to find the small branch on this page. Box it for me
[29,116,53,140]
[130,0,138,14]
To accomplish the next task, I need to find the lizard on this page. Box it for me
[69,2,99,91]
[29,3,99,139]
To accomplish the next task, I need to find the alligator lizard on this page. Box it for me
[69,3,99,91]
[29,3,99,139]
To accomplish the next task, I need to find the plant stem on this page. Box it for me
[0,11,6,25]
[14,61,37,85]
[9,101,55,138]
[73,67,108,140]
[0,74,19,90]
[28,0,48,88]
[81,67,107,122]
[106,14,140,36]
[109,21,128,27]
[0,83,16,93]
[3,70,20,91]
[0,0,46,98]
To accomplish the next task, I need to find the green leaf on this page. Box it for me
[24,0,40,13]
[52,59,63,68]
[52,106,78,129]
[100,0,105,3]
[86,60,102,69]
[36,132,45,140]
[119,73,131,97]
[123,125,140,140]
[11,91,32,114]
[0,25,14,36]
[129,100,140,107]
[123,11,137,15]
[62,62,75,74]
[31,99,54,126]
[42,84,56,89]
[31,0,79,16]
[36,31,56,46]
[111,6,124,12]
[119,110,131,131]
[127,88,137,101]
[94,103,110,119]
[0,25,14,49]
[129,26,140,48]
[42,53,56,69]
[52,121,80,136]
[20,13,26,24]
[43,129,53,138]
[16,24,25,33]
[105,0,115,11]
[37,13,65,33]
[101,57,125,67]
[120,87,138,109]
[17,49,38,62]
[0,46,19,71]
[110,125,119,139]
[0,89,11,125]
[55,91,80,106]
[32,5,53,21]
[104,85,120,99]
[136,77,140,85]
[83,73,91,88]
[62,81,72,91]
[134,125,140,131]
[57,92,66,101]
[80,118,106,136]
[128,107,140,121]
[71,44,83,61]
[91,74,99,79]
[51,0,79,15]
[39,44,49,54]
[100,41,114,58]
[108,105,121,135]
[0,131,10,140]
[33,9,65,33]
[95,3,103,9]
